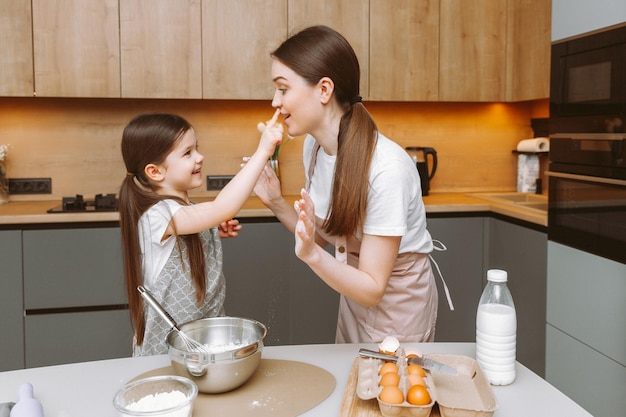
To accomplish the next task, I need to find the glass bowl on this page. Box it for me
[113,375,197,417]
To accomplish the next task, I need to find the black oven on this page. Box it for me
[550,23,626,134]
[548,134,626,265]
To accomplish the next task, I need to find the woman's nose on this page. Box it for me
[271,92,281,109]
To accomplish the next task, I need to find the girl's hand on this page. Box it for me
[218,219,242,238]
[258,109,283,159]
[294,189,317,262]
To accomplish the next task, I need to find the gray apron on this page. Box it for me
[134,227,225,356]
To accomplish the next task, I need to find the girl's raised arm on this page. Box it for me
[170,110,283,236]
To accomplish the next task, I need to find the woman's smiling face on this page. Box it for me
[271,60,323,138]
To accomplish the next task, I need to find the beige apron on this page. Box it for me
[336,244,439,343]
[306,143,439,344]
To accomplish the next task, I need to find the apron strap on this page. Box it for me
[305,142,321,193]
[429,239,455,311]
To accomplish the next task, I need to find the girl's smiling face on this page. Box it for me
[156,128,204,199]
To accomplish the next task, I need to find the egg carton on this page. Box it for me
[426,354,498,417]
[356,348,436,417]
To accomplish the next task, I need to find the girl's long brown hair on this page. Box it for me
[272,25,378,237]
[119,113,206,346]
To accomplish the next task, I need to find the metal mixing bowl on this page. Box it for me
[166,317,267,394]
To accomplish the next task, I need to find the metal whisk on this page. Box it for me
[137,285,212,355]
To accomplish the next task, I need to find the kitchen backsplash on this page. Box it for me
[0,97,548,200]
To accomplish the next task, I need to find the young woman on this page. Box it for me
[253,26,440,343]
[119,111,282,355]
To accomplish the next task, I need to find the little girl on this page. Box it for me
[119,110,282,355]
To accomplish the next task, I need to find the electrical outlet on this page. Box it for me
[8,178,52,194]
[206,175,233,190]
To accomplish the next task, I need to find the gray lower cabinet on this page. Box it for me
[287,241,339,345]
[0,230,24,371]
[225,217,489,347]
[223,214,548,371]
[546,242,626,417]
[221,220,339,346]
[428,215,547,378]
[22,227,132,367]
[3,213,547,371]
[426,216,485,342]
[221,221,292,345]
[485,217,547,377]
[24,310,132,368]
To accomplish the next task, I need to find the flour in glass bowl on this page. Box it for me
[122,390,191,417]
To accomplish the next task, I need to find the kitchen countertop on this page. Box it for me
[0,192,547,226]
[0,343,590,417]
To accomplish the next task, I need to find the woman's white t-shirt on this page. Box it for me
[303,133,433,254]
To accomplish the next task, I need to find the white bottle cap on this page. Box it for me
[487,269,508,282]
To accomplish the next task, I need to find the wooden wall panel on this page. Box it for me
[0,98,547,202]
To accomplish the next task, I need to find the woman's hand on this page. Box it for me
[251,162,283,206]
[294,188,318,262]
[217,219,242,238]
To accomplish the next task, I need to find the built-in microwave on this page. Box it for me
[548,134,626,265]
[550,23,626,134]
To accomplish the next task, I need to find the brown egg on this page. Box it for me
[408,373,426,387]
[379,386,404,404]
[407,364,426,378]
[379,371,401,387]
[406,384,431,406]
[379,362,399,376]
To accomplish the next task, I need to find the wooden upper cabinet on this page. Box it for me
[32,0,120,98]
[505,0,551,101]
[370,0,439,101]
[202,0,286,100]
[7,0,548,101]
[439,0,507,102]
[0,0,33,96]
[120,0,202,99]
[287,0,369,100]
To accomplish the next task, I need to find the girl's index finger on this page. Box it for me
[265,108,281,128]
